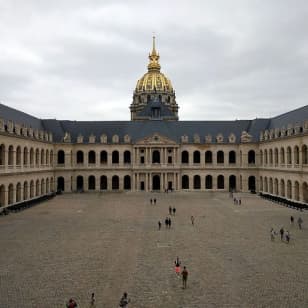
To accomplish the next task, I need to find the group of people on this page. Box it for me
[169,206,176,215]
[174,257,189,289]
[150,198,157,205]
[270,215,304,243]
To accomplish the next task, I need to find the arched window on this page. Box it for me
[181,151,189,164]
[16,146,21,166]
[41,149,45,165]
[0,144,5,166]
[229,175,236,190]
[280,179,285,197]
[100,176,107,190]
[280,148,285,165]
[46,150,49,165]
[287,180,292,199]
[35,149,40,166]
[205,151,212,163]
[294,181,299,201]
[302,182,308,203]
[76,151,84,164]
[88,151,96,164]
[182,175,189,189]
[294,146,299,165]
[112,151,119,164]
[248,150,255,164]
[287,147,292,165]
[269,178,273,194]
[88,176,96,190]
[112,176,119,190]
[36,180,40,196]
[16,183,22,202]
[50,151,53,166]
[205,175,212,189]
[229,151,236,164]
[0,185,5,206]
[100,151,108,164]
[193,175,201,189]
[57,177,65,192]
[264,177,268,192]
[57,150,65,164]
[41,179,45,195]
[23,181,28,200]
[152,150,160,163]
[269,149,273,165]
[8,145,14,165]
[217,175,224,189]
[302,145,308,164]
[264,149,268,165]
[274,148,279,165]
[30,180,34,198]
[217,151,224,164]
[8,184,14,205]
[260,176,263,191]
[260,150,263,165]
[193,151,200,164]
[124,151,131,164]
[30,148,34,166]
[248,176,256,192]
[76,176,84,191]
[46,178,49,193]
[124,175,131,190]
[274,178,279,195]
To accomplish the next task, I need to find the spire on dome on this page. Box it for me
[148,36,161,71]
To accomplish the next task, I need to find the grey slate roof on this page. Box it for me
[1,102,307,144]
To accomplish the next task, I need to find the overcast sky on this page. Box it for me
[0,1,308,121]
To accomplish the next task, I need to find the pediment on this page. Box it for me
[136,133,176,145]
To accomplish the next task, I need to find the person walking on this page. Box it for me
[165,217,169,229]
[191,216,195,225]
[154,198,156,205]
[168,217,172,229]
[290,216,294,225]
[158,221,161,230]
[279,227,284,241]
[90,293,95,306]
[297,217,303,229]
[172,207,176,216]
[181,266,188,289]
[174,257,181,275]
[119,292,130,307]
[270,228,276,241]
[285,230,290,243]
[169,206,172,215]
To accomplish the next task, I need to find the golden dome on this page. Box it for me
[135,37,174,93]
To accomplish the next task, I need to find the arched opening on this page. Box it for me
[182,175,189,189]
[280,148,285,165]
[302,145,308,164]
[248,150,255,164]
[8,145,14,166]
[46,178,49,193]
[287,180,292,199]
[0,185,5,206]
[124,151,131,164]
[100,151,108,164]
[294,181,299,201]
[112,151,119,164]
[50,151,53,166]
[23,147,29,167]
[229,175,236,191]
[16,183,21,202]
[193,175,201,189]
[40,179,44,195]
[23,182,28,200]
[294,146,299,165]
[274,148,279,165]
[46,150,49,165]
[35,149,40,166]
[260,150,263,165]
[248,176,256,192]
[88,176,96,190]
[124,175,131,190]
[274,178,279,195]
[217,151,224,164]
[205,175,212,189]
[16,146,21,166]
[229,151,236,164]
[280,179,285,197]
[57,150,65,164]
[0,144,5,166]
[88,151,96,164]
[57,177,65,192]
[30,148,34,166]
[112,176,119,190]
[287,147,292,165]
[181,151,189,164]
[303,182,308,203]
[30,181,34,198]
[217,175,224,189]
[50,178,54,192]
[77,176,84,191]
[152,175,160,190]
[193,151,200,164]
[76,151,84,164]
[99,176,107,190]
[264,177,268,192]
[35,180,40,196]
[205,151,212,163]
[152,150,160,163]
[8,184,14,205]
[269,178,273,194]
[269,149,273,165]
[41,149,45,165]
[260,176,263,191]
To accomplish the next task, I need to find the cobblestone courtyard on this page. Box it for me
[0,192,307,308]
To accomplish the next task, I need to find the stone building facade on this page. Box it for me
[0,38,308,207]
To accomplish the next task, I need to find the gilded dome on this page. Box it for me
[134,37,173,94]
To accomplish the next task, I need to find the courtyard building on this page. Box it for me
[0,37,308,207]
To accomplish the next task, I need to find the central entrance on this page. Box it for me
[152,175,160,191]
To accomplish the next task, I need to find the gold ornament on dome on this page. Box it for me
[135,36,173,94]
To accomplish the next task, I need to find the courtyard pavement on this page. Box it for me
[0,192,307,308]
